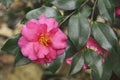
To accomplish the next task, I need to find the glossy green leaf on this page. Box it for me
[92,22,118,51]
[84,49,103,79]
[14,49,31,66]
[0,0,13,7]
[81,5,92,17]
[47,53,65,73]
[1,34,21,55]
[23,7,62,23]
[68,13,91,50]
[51,0,84,10]
[65,37,77,58]
[97,0,114,22]
[69,52,84,75]
[100,50,116,80]
[92,22,120,80]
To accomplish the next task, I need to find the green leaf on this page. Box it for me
[14,49,31,66]
[84,49,103,79]
[22,7,62,23]
[47,53,65,73]
[65,37,77,58]
[100,50,115,80]
[1,34,21,55]
[92,22,120,80]
[110,0,120,6]
[1,34,31,66]
[68,13,91,50]
[113,17,120,29]
[92,22,118,51]
[112,45,120,78]
[51,0,84,10]
[69,52,84,75]
[0,0,13,7]
[97,0,114,22]
[81,5,92,17]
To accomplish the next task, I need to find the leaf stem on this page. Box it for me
[90,0,98,26]
[59,0,89,27]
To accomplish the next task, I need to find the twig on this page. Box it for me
[90,0,98,26]
[59,0,89,27]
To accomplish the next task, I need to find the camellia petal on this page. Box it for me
[21,43,37,60]
[39,15,58,32]
[46,18,58,32]
[37,45,49,58]
[18,36,28,47]
[115,6,120,17]
[22,25,39,41]
[57,49,65,55]
[51,29,67,49]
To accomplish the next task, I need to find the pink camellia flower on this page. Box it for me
[86,37,109,58]
[115,6,120,17]
[65,37,109,70]
[18,15,67,64]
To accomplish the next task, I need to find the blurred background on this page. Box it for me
[0,0,120,80]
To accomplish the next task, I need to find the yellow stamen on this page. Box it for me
[39,34,50,46]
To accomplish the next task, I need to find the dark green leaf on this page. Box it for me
[110,0,120,7]
[81,5,92,17]
[65,37,77,58]
[51,0,84,10]
[84,49,103,79]
[69,52,84,75]
[100,50,115,80]
[68,13,91,50]
[113,17,120,29]
[14,49,31,66]
[112,45,120,78]
[0,0,13,7]
[1,34,21,55]
[23,7,62,23]
[92,22,120,80]
[47,53,65,73]
[92,22,118,51]
[1,34,31,66]
[97,0,114,22]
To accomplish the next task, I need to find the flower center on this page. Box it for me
[39,34,50,46]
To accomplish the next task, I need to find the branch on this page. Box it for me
[90,0,98,25]
[59,0,89,27]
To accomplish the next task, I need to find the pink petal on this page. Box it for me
[51,29,67,49]
[39,15,58,32]
[21,42,37,60]
[37,44,49,58]
[33,58,46,64]
[57,49,65,55]
[46,18,58,32]
[46,47,57,60]
[22,21,39,41]
[115,6,120,17]
[26,19,39,28]
[65,57,73,65]
[39,15,47,24]
[18,36,28,48]
[82,64,90,70]
[22,20,47,41]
